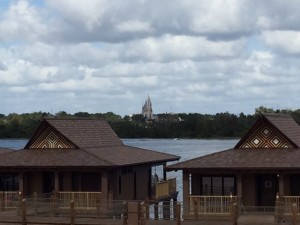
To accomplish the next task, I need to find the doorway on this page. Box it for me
[257,174,278,206]
[42,172,54,193]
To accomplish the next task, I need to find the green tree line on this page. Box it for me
[1,106,300,139]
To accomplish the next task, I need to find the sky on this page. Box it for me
[1,0,300,116]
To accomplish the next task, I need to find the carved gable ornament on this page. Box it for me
[239,121,293,149]
[29,127,75,149]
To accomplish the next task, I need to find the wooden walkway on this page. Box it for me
[0,211,296,225]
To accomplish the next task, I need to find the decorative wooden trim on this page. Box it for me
[239,121,293,149]
[29,127,75,149]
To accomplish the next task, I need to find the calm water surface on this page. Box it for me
[0,138,239,200]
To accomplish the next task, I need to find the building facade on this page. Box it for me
[167,113,300,218]
[0,118,180,202]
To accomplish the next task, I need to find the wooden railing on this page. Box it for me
[155,178,177,199]
[57,192,102,209]
[281,196,300,215]
[189,195,237,215]
[0,191,19,210]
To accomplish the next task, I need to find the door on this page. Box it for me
[43,172,54,193]
[257,174,278,206]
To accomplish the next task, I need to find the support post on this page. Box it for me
[237,173,242,208]
[154,202,159,220]
[70,200,75,225]
[194,199,199,221]
[145,197,149,220]
[173,197,178,219]
[33,192,37,215]
[275,193,285,222]
[17,191,23,216]
[96,197,100,217]
[22,199,27,225]
[231,202,238,225]
[0,193,4,212]
[176,203,181,225]
[278,173,284,196]
[54,171,59,193]
[122,201,127,225]
[182,171,190,217]
[19,172,24,195]
[140,202,146,225]
[292,203,297,225]
[163,163,167,181]
[101,171,108,205]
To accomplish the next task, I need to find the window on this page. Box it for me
[0,173,19,191]
[200,176,236,196]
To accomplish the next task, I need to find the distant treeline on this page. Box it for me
[1,106,300,139]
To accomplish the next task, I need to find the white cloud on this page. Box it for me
[262,30,300,54]
[0,0,47,42]
[1,0,300,116]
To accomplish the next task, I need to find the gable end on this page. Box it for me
[238,120,294,149]
[29,127,76,149]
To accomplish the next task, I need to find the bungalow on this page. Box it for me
[0,118,180,203]
[167,113,300,218]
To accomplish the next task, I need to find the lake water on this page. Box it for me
[0,138,239,201]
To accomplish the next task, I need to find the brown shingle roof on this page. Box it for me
[84,146,180,166]
[264,114,300,147]
[168,113,300,171]
[4,118,180,168]
[167,148,300,171]
[0,146,179,168]
[0,149,110,167]
[25,118,123,149]
[0,148,14,154]
[235,114,300,148]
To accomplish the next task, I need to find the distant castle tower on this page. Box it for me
[142,94,153,119]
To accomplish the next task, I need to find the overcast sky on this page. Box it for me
[0,0,300,116]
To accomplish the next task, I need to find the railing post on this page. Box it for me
[22,199,27,225]
[17,192,22,216]
[96,196,100,217]
[292,203,297,225]
[275,193,284,222]
[231,202,238,225]
[173,197,177,219]
[33,192,37,215]
[176,202,181,225]
[0,192,4,212]
[145,197,149,220]
[122,201,127,225]
[140,202,146,225]
[154,202,159,220]
[194,199,199,220]
[70,200,75,225]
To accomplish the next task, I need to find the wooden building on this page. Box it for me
[167,113,300,218]
[0,118,179,202]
